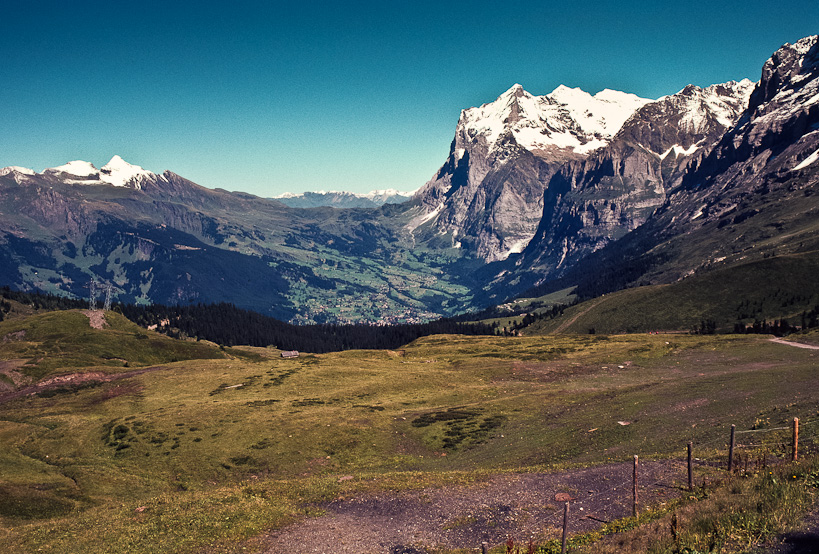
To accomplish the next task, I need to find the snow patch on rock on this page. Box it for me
[793,147,819,171]
[0,166,36,176]
[502,238,531,259]
[406,205,443,233]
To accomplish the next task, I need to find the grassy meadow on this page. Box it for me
[1,310,818,553]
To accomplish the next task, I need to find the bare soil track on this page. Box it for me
[769,337,819,350]
[258,460,689,554]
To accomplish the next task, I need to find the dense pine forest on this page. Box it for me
[0,287,495,353]
[0,286,88,312]
[118,302,496,352]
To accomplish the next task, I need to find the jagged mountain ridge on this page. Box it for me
[512,36,819,302]
[513,80,755,285]
[411,84,652,261]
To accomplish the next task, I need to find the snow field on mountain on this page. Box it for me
[460,83,652,155]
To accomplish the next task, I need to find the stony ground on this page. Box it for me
[83,309,108,329]
[258,460,690,554]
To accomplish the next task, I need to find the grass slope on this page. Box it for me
[0,321,817,552]
[478,287,577,331]
[0,309,225,381]
[527,251,819,335]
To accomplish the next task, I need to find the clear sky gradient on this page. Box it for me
[1,1,817,197]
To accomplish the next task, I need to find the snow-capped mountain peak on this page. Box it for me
[0,166,36,176]
[363,188,417,200]
[458,83,652,158]
[503,83,527,97]
[99,155,153,188]
[546,85,653,149]
[648,79,756,135]
[35,156,156,188]
[46,160,99,177]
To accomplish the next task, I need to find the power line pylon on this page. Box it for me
[103,283,113,311]
[88,280,98,311]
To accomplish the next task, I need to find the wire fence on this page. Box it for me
[483,416,819,554]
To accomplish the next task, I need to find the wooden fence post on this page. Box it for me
[728,425,736,472]
[481,541,488,554]
[561,501,569,554]
[793,417,799,462]
[687,441,694,491]
[633,454,639,517]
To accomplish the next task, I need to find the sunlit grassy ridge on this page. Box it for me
[525,251,819,335]
[0,309,224,380]
[1,311,817,553]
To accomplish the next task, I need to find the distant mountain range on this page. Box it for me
[1,35,817,325]
[272,189,414,209]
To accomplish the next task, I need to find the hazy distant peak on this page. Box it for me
[273,188,414,208]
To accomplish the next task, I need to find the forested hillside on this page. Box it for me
[0,288,495,353]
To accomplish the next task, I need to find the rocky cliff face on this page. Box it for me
[413,84,651,261]
[518,80,755,278]
[650,35,819,261]
[413,77,756,266]
[511,36,819,300]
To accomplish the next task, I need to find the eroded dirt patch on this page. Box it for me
[769,337,819,350]
[1,330,26,343]
[0,366,168,404]
[0,360,33,391]
[83,310,108,330]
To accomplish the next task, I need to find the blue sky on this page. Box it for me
[1,1,817,196]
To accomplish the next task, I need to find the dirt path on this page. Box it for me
[258,460,689,554]
[769,338,819,350]
[552,297,608,334]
